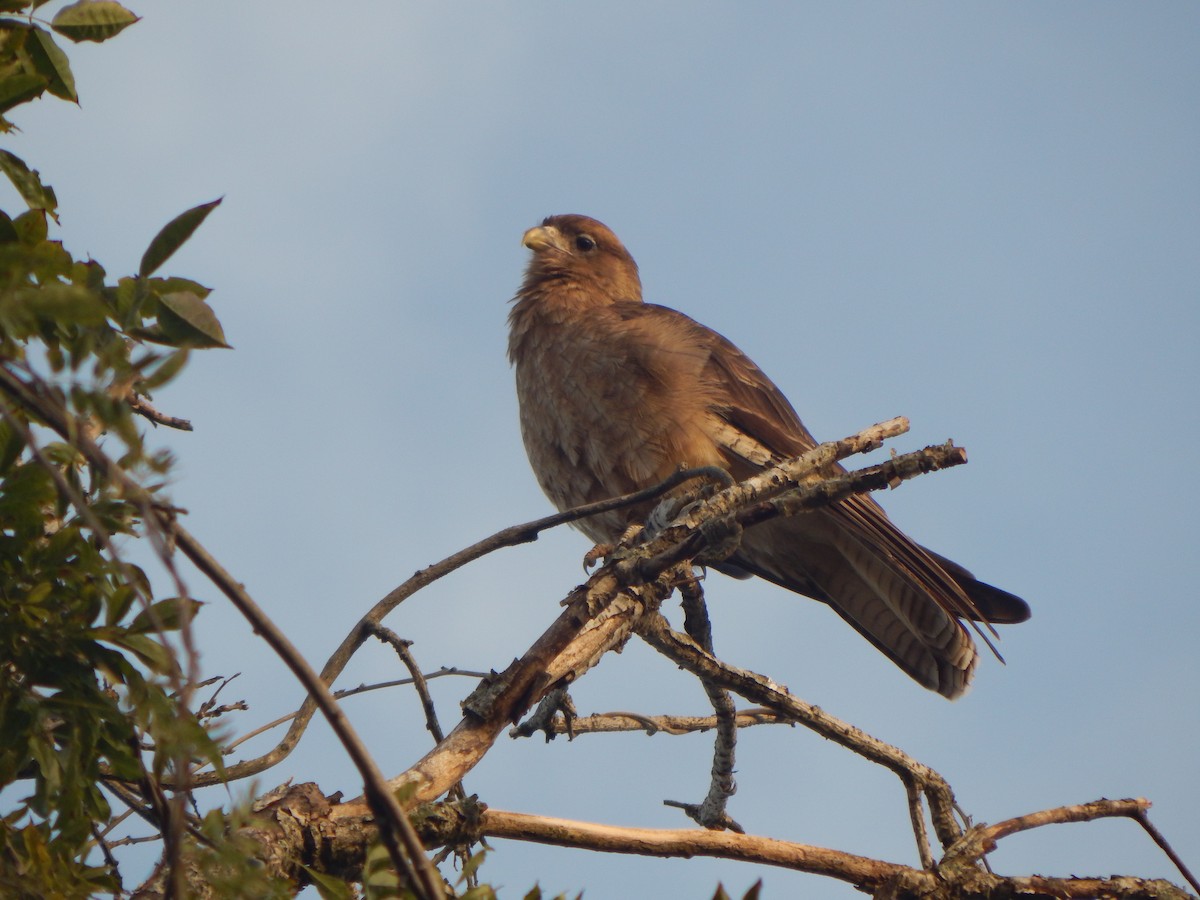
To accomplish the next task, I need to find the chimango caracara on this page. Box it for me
[507,214,1030,698]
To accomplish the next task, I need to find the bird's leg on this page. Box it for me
[582,523,643,571]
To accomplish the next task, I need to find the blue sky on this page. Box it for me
[6,3,1199,896]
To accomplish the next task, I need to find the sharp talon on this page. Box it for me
[583,543,614,571]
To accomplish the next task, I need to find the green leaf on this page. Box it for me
[0,22,50,114]
[138,197,221,277]
[0,208,18,243]
[128,596,202,634]
[302,867,356,900]
[50,0,139,44]
[126,324,174,345]
[157,290,229,348]
[108,274,137,321]
[0,149,57,214]
[146,275,211,299]
[0,68,47,114]
[27,26,76,102]
[0,418,22,473]
[138,347,189,390]
[108,632,175,674]
[14,282,108,325]
[72,257,106,291]
[457,848,487,885]
[13,207,46,243]
[104,585,136,628]
[392,780,418,805]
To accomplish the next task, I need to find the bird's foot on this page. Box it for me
[582,542,614,572]
[582,523,644,572]
[697,515,743,565]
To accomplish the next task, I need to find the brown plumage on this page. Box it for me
[508,214,1030,698]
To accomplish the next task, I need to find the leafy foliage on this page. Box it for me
[0,2,252,895]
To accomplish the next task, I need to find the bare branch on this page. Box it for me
[634,612,964,851]
[367,625,471,816]
[366,626,448,745]
[221,668,484,756]
[983,797,1151,845]
[128,392,193,431]
[375,563,690,808]
[1133,809,1200,897]
[968,799,1199,896]
[475,808,1196,899]
[676,579,740,832]
[479,807,919,889]
[510,708,789,738]
[904,776,935,871]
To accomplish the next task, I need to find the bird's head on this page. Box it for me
[518,214,643,305]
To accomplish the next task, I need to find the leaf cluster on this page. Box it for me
[0,3,243,895]
[0,0,139,124]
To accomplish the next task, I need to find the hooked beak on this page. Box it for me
[522,224,568,254]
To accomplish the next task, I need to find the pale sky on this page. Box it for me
[6,3,1198,896]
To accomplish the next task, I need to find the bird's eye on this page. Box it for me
[575,234,596,252]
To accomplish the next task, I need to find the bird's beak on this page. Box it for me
[522,225,567,253]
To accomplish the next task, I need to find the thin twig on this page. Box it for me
[678,579,740,832]
[107,833,166,849]
[95,805,138,841]
[220,668,485,756]
[89,822,121,878]
[982,797,1151,844]
[368,626,472,807]
[128,392,193,431]
[367,626,448,744]
[903,776,934,870]
[368,626,475,886]
[1133,809,1200,896]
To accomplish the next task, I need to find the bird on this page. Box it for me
[508,214,1030,698]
